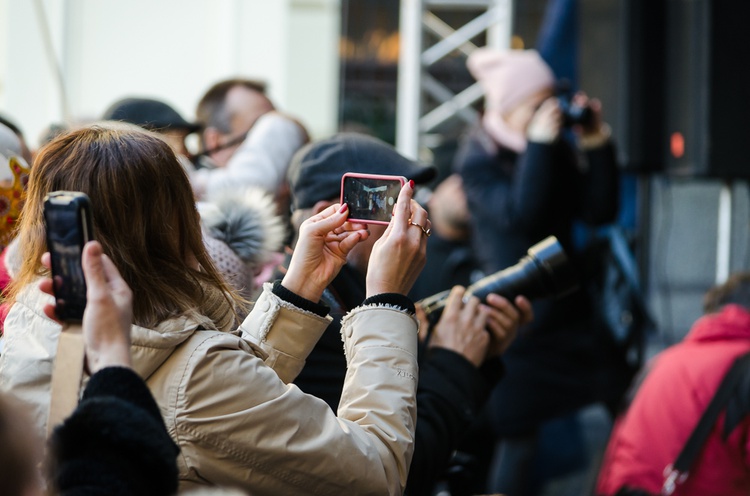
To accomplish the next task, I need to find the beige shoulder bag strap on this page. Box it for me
[46,323,85,438]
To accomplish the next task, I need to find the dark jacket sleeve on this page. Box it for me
[405,348,504,496]
[577,142,620,225]
[457,131,567,241]
[48,367,180,496]
[511,142,569,236]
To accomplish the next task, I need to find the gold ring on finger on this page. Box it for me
[409,221,431,237]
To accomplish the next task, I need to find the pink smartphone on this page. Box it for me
[340,172,407,225]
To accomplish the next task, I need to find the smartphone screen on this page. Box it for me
[340,173,406,224]
[44,192,93,322]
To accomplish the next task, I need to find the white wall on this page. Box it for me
[0,0,340,149]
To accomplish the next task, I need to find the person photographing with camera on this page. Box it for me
[282,133,534,496]
[452,48,625,494]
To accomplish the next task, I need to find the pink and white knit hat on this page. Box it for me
[467,48,555,152]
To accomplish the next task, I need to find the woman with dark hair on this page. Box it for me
[0,122,429,495]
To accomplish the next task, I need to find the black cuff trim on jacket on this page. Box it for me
[272,280,329,317]
[362,293,416,315]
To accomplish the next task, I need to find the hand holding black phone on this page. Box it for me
[43,191,94,322]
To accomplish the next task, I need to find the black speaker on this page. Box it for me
[664,0,750,179]
[616,0,667,173]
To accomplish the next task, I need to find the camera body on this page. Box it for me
[43,191,94,322]
[340,172,406,225]
[557,91,594,128]
[555,80,594,128]
[419,236,579,319]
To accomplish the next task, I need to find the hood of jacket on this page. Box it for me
[19,281,215,378]
[130,313,213,380]
[686,304,750,345]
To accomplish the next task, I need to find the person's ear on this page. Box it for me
[312,199,336,216]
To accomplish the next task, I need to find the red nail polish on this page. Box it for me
[409,180,415,189]
[339,203,348,213]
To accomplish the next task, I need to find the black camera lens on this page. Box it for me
[467,236,579,302]
[419,236,580,318]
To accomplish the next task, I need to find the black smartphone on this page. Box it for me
[340,172,407,224]
[43,191,94,322]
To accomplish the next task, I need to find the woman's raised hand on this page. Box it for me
[40,241,134,374]
[282,203,369,302]
[526,96,562,144]
[366,181,429,298]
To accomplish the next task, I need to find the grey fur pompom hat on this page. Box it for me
[198,187,286,297]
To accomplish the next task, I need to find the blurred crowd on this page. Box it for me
[0,46,748,496]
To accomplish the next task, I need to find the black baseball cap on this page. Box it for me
[102,97,201,133]
[288,133,437,210]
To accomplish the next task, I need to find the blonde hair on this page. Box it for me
[7,122,241,327]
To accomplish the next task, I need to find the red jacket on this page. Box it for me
[596,304,750,495]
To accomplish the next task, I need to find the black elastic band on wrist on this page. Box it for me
[362,293,416,315]
[272,280,329,317]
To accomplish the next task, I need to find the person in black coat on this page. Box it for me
[281,133,534,496]
[452,47,629,495]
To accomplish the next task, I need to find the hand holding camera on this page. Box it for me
[556,82,610,145]
[427,286,533,367]
[564,92,605,137]
[527,89,608,147]
[526,97,563,144]
[571,94,612,149]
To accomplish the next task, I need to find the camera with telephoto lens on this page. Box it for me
[556,81,594,128]
[418,236,579,319]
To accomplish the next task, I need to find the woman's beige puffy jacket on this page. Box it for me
[0,282,418,495]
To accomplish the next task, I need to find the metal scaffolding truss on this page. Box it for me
[396,0,514,159]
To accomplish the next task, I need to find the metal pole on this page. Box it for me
[419,81,483,132]
[716,182,732,284]
[396,0,423,160]
[487,0,513,50]
[421,9,503,66]
[396,0,514,159]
